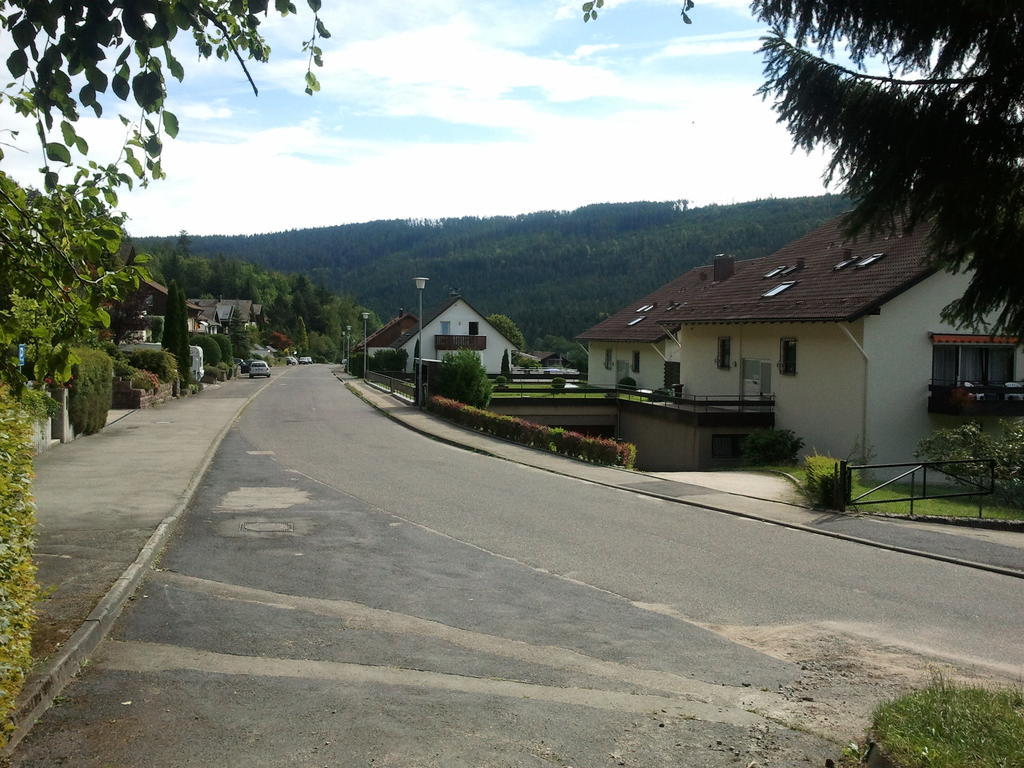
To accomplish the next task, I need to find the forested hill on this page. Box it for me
[137,195,850,345]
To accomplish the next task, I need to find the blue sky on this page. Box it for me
[5,0,836,236]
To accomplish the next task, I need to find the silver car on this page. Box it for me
[248,360,271,378]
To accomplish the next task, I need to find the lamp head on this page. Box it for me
[414,276,429,291]
[361,312,369,320]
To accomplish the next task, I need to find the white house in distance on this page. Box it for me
[577,215,1024,465]
[388,294,517,375]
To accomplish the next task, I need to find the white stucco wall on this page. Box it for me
[585,341,676,389]
[860,270,1024,463]
[397,299,514,374]
[681,323,867,460]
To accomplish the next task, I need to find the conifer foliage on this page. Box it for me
[753,1,1024,335]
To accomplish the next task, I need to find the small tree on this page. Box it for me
[501,349,511,377]
[190,334,221,367]
[435,349,492,409]
[149,316,164,344]
[229,314,249,360]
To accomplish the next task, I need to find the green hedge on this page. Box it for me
[189,334,221,366]
[0,387,39,746]
[68,348,112,435]
[429,395,637,468]
[127,348,177,383]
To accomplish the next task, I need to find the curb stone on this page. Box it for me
[341,378,1024,582]
[2,376,275,757]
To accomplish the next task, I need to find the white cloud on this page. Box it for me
[176,102,234,120]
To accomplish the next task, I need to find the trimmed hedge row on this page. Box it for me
[429,395,637,469]
[0,387,38,746]
[68,347,113,436]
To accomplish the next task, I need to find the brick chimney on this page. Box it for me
[713,253,735,282]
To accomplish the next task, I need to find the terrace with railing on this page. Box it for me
[928,379,1024,416]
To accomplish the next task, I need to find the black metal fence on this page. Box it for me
[836,458,996,516]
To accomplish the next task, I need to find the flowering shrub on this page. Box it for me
[429,396,637,468]
[129,369,161,392]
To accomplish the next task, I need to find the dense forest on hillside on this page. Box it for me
[139,244,370,363]
[137,195,849,345]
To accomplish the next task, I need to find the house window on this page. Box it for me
[717,336,731,369]
[468,321,479,335]
[440,320,451,335]
[932,345,1014,385]
[604,348,613,370]
[632,351,641,373]
[779,338,797,375]
[712,434,747,459]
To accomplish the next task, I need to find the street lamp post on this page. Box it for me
[345,324,351,372]
[413,277,429,407]
[361,312,369,379]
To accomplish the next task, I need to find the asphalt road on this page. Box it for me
[10,366,1024,767]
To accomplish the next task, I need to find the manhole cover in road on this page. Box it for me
[240,521,294,533]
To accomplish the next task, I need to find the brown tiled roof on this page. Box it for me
[576,215,935,343]
[354,312,419,351]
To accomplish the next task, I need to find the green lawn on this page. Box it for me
[865,676,1024,768]
[741,466,1023,520]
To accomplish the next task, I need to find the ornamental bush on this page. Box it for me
[917,420,1024,508]
[130,369,160,392]
[551,377,566,389]
[741,428,804,465]
[804,454,840,508]
[435,349,492,409]
[189,334,222,367]
[0,386,39,747]
[428,396,637,469]
[127,349,177,383]
[618,376,636,388]
[68,348,112,435]
[211,334,233,364]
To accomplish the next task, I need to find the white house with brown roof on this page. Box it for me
[578,215,1024,465]
[389,295,517,375]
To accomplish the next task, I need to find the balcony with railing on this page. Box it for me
[928,379,1024,416]
[436,334,486,351]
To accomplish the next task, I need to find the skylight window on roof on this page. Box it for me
[635,303,655,312]
[763,266,787,278]
[833,257,858,270]
[627,316,646,326]
[855,252,885,268]
[762,282,796,298]
[780,264,801,276]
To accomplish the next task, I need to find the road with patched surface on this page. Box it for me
[9,365,1024,767]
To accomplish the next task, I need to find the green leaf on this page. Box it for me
[60,120,77,147]
[315,17,330,38]
[45,142,71,164]
[112,71,130,100]
[307,0,321,11]
[162,110,179,138]
[44,171,58,190]
[124,148,143,177]
[248,0,269,12]
[681,10,691,23]
[6,49,28,78]
[86,66,108,92]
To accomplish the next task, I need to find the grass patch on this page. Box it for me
[870,676,1024,768]
[733,464,1023,519]
[846,473,1023,520]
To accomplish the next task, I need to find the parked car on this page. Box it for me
[298,356,313,365]
[285,356,298,365]
[248,360,270,378]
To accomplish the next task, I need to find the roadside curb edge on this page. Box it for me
[343,379,1024,583]
[3,375,276,756]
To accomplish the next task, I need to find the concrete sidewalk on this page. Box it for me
[344,375,1024,579]
[6,377,270,753]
